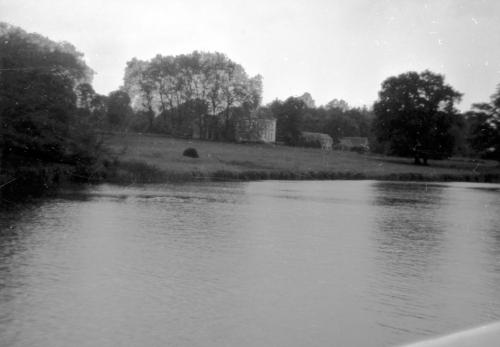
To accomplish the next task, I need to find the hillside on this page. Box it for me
[104,133,500,183]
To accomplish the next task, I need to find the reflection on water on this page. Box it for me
[369,183,451,343]
[1,181,500,346]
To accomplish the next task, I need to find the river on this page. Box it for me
[1,180,500,346]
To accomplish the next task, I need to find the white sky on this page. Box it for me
[2,0,500,110]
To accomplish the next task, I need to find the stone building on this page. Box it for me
[235,118,276,143]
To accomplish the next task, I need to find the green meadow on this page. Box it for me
[104,133,500,183]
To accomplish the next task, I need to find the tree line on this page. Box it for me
[1,22,499,197]
[263,95,373,146]
[122,52,263,141]
[72,51,374,146]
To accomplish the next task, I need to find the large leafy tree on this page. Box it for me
[75,83,108,129]
[0,22,95,168]
[271,97,307,145]
[106,90,133,130]
[122,58,155,130]
[373,70,462,165]
[467,85,500,161]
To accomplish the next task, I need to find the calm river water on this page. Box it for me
[1,180,500,346]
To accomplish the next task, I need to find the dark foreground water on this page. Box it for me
[1,181,500,346]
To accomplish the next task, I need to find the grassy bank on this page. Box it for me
[102,132,500,183]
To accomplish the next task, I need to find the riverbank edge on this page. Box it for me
[102,159,500,184]
[2,159,499,202]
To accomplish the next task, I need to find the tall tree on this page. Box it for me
[373,70,462,165]
[74,83,110,133]
[0,22,96,167]
[106,90,133,130]
[123,58,156,130]
[272,97,307,145]
[467,85,500,161]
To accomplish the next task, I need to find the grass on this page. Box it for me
[103,132,500,183]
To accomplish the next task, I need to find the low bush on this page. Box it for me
[183,147,199,158]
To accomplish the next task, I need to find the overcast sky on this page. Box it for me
[2,0,500,110]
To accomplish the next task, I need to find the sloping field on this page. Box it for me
[104,132,500,182]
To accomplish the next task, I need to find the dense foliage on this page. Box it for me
[467,85,500,161]
[269,97,306,145]
[372,71,463,164]
[267,96,373,146]
[0,23,102,191]
[122,52,262,140]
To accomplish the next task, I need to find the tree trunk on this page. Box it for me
[147,108,154,132]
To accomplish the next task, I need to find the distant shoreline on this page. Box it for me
[100,162,500,185]
[2,162,499,204]
[98,132,500,184]
[2,132,499,201]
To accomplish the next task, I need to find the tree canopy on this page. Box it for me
[270,97,307,145]
[263,94,373,147]
[122,52,262,139]
[467,84,500,161]
[106,90,133,129]
[372,70,463,164]
[0,22,99,177]
[297,92,316,108]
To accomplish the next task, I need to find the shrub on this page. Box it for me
[183,147,199,158]
[350,146,368,154]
